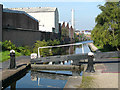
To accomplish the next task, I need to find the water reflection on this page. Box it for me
[30,70,82,88]
[6,69,83,89]
[10,82,16,90]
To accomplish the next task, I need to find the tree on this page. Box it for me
[91,2,120,51]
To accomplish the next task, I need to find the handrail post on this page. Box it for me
[38,48,40,58]
[82,44,84,54]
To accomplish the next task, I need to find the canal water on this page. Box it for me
[5,41,92,89]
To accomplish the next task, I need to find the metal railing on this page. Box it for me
[38,43,84,58]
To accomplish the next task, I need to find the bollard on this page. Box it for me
[31,53,37,60]
[85,52,95,73]
[10,50,16,69]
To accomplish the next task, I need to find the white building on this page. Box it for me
[80,30,91,35]
[9,7,59,33]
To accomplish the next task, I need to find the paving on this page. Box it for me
[83,63,119,88]
[83,43,120,89]
[1,56,30,69]
[64,76,82,88]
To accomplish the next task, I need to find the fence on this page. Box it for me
[38,43,85,58]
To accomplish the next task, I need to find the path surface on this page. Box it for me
[64,76,82,88]
[84,62,119,89]
[1,56,30,69]
[85,42,119,89]
[93,63,119,88]
[93,73,118,88]
[95,58,120,73]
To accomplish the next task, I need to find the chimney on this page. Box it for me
[71,9,75,29]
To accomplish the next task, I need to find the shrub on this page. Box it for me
[33,40,61,57]
[17,46,31,56]
[2,40,16,51]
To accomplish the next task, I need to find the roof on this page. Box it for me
[60,21,72,28]
[8,7,57,13]
[3,9,39,22]
[75,30,80,32]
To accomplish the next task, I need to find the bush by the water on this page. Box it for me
[33,40,61,57]
[2,40,16,51]
[1,40,32,56]
[1,39,61,60]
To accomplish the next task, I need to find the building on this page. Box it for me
[75,30,80,35]
[60,21,74,43]
[9,7,59,33]
[69,26,74,41]
[1,5,60,46]
[80,30,91,35]
[3,9,39,30]
[84,30,91,35]
[0,4,2,43]
[61,22,69,37]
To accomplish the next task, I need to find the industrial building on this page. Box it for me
[61,21,74,43]
[2,9,39,30]
[10,7,59,33]
[0,4,2,43]
[0,4,60,46]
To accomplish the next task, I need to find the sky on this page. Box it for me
[0,1,105,31]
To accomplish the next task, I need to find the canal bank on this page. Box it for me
[1,41,92,89]
[82,63,119,89]
[0,56,31,89]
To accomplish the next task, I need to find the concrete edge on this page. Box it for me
[64,76,82,88]
[31,64,82,70]
[88,43,100,52]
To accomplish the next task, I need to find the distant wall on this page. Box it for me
[0,4,2,42]
[2,28,60,46]
[2,12,39,30]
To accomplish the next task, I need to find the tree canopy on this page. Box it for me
[91,2,120,51]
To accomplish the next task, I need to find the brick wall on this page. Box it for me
[2,28,60,46]
[0,4,2,42]
[2,12,39,30]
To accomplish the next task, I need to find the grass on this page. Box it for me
[95,45,109,52]
[94,45,120,58]
[111,57,120,58]
[80,76,95,88]
[0,51,22,62]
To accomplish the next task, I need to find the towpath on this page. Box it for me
[84,43,120,89]
[1,56,30,70]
